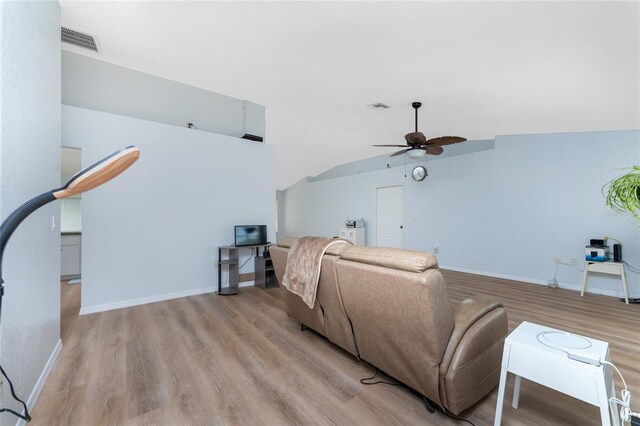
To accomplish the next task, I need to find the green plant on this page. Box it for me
[603,166,640,223]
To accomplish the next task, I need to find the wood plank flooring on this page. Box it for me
[31,271,639,425]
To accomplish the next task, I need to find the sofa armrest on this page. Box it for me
[438,295,508,414]
[440,295,504,370]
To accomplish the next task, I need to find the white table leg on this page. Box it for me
[595,364,614,426]
[620,265,629,304]
[609,378,620,426]
[494,367,508,426]
[598,397,613,426]
[512,375,521,409]
[581,263,590,296]
[605,352,620,426]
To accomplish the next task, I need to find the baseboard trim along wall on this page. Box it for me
[17,339,63,426]
[440,265,638,299]
[79,287,215,315]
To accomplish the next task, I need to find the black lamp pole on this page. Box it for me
[0,146,140,422]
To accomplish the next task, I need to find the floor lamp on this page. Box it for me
[0,146,140,421]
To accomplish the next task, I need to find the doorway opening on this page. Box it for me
[60,146,81,341]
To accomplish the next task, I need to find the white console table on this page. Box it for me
[494,321,618,426]
[582,261,628,304]
[338,227,365,245]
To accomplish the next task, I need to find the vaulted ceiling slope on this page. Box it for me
[60,1,640,189]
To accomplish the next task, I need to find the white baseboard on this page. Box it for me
[79,286,215,315]
[17,339,63,426]
[440,265,638,299]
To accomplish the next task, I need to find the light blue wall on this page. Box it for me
[282,130,640,298]
[63,106,276,313]
[62,51,265,140]
[0,0,61,420]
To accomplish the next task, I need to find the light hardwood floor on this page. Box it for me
[32,271,639,425]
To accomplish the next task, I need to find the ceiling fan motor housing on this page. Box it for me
[371,101,467,158]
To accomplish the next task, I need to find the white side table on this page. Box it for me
[582,261,628,304]
[494,321,618,426]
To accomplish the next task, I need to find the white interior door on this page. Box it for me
[376,185,404,248]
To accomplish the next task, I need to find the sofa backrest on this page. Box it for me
[335,245,454,406]
[272,238,455,405]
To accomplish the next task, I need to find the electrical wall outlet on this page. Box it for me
[433,244,439,254]
[554,256,561,264]
[570,257,577,266]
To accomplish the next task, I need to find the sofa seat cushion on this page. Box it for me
[340,246,438,273]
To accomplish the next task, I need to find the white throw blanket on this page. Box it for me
[281,237,351,308]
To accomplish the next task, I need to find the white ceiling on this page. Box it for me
[60,1,640,189]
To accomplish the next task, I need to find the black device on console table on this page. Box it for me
[613,243,623,262]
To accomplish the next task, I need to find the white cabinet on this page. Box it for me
[338,227,365,246]
[61,234,81,278]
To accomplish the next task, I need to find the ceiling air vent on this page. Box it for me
[61,27,99,52]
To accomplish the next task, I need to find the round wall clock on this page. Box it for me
[412,165,427,181]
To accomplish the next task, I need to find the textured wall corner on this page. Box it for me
[0,1,62,420]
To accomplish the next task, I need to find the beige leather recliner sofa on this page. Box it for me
[271,237,508,415]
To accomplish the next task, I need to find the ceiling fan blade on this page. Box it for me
[390,148,410,157]
[425,136,467,146]
[372,144,409,147]
[426,145,444,155]
[405,132,426,145]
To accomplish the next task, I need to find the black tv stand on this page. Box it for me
[217,243,272,295]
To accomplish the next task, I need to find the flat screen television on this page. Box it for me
[234,225,268,247]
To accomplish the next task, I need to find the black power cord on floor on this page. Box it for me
[0,364,31,422]
[359,369,405,387]
[422,397,477,426]
[360,368,476,426]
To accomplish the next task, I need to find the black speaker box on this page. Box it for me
[613,244,622,262]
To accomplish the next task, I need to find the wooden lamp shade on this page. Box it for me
[1,145,140,274]
[53,146,140,199]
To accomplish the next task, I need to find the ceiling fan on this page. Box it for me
[373,102,467,158]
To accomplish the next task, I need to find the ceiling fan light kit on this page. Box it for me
[372,101,467,163]
[407,149,427,159]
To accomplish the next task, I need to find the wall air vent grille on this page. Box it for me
[61,27,99,52]
[241,134,264,142]
[369,103,390,109]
